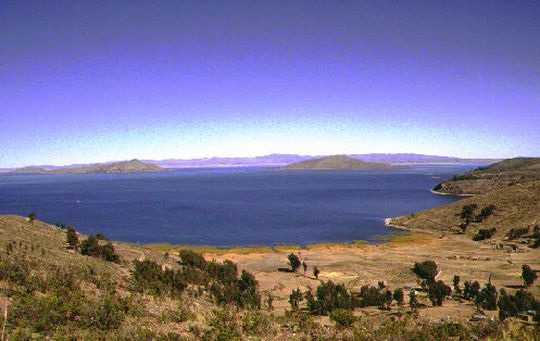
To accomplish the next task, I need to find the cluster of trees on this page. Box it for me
[133,250,261,309]
[456,204,496,232]
[498,289,540,321]
[289,281,407,315]
[506,227,529,240]
[472,227,497,241]
[65,226,119,262]
[132,259,186,296]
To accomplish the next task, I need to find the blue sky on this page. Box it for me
[1,1,539,167]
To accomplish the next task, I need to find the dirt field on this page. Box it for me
[208,231,540,323]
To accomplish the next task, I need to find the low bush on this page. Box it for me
[330,308,356,328]
[413,260,438,280]
[472,228,496,241]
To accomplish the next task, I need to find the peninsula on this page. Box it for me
[432,157,540,195]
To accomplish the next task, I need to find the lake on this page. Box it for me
[0,165,477,246]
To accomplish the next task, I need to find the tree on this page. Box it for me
[522,264,537,287]
[313,266,320,279]
[458,204,477,224]
[80,235,101,257]
[409,290,418,310]
[66,225,78,250]
[393,288,404,306]
[101,242,120,262]
[427,280,451,306]
[27,212,36,223]
[289,288,303,311]
[453,275,461,296]
[475,283,497,310]
[288,253,301,273]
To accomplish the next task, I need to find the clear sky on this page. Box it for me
[1,1,539,167]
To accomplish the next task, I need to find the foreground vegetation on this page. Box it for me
[0,215,538,339]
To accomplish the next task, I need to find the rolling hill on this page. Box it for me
[281,155,401,170]
[433,157,540,195]
[389,180,540,235]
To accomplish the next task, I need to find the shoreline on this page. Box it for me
[430,189,475,197]
[143,221,417,254]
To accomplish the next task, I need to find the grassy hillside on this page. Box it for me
[282,155,396,170]
[434,157,540,195]
[0,215,538,339]
[390,180,540,236]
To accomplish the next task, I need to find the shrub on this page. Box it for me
[393,288,404,306]
[358,285,386,307]
[27,212,36,223]
[313,266,320,279]
[132,259,186,296]
[306,281,354,315]
[287,253,301,272]
[330,308,356,328]
[179,250,207,269]
[453,275,461,296]
[506,227,529,240]
[474,205,496,222]
[80,235,119,262]
[521,264,537,286]
[412,260,438,280]
[66,225,79,250]
[289,288,303,311]
[472,228,496,241]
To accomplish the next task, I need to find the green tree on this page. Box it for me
[393,288,404,306]
[80,235,101,257]
[27,212,36,223]
[289,288,303,311]
[66,225,78,250]
[522,264,537,287]
[409,290,418,310]
[453,275,461,296]
[313,266,320,279]
[427,280,451,306]
[458,204,477,224]
[475,283,497,310]
[288,253,301,273]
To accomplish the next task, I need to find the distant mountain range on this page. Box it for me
[143,153,499,168]
[3,153,501,172]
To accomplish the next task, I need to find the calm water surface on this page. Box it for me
[0,165,478,246]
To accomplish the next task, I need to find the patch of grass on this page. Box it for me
[144,243,273,255]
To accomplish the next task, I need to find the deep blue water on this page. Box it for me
[0,165,478,246]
